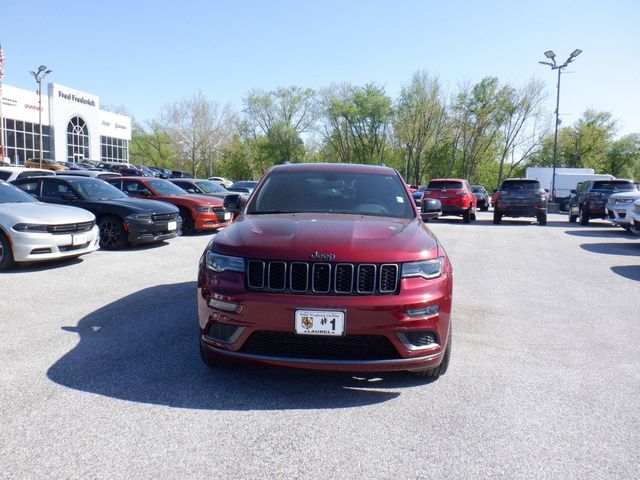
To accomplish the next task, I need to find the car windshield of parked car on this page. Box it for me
[500,180,541,191]
[427,181,464,189]
[247,171,414,219]
[471,186,483,193]
[74,179,128,200]
[148,179,188,196]
[0,182,39,203]
[196,181,227,193]
[593,180,635,191]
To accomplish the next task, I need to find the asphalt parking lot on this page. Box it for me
[1,211,638,479]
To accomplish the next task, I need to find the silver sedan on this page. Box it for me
[0,181,99,270]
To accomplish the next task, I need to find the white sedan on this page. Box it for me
[0,181,100,270]
[629,199,640,237]
[605,190,640,230]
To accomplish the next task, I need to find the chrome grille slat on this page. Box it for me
[246,260,399,296]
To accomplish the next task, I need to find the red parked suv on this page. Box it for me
[198,163,453,377]
[107,177,232,234]
[421,179,477,223]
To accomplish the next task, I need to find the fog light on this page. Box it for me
[405,305,439,318]
[396,331,439,350]
[207,298,239,312]
[206,321,244,343]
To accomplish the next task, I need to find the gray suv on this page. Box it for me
[493,178,548,225]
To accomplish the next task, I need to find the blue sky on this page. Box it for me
[3,0,639,136]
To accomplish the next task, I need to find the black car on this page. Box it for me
[169,178,233,200]
[12,176,181,249]
[471,185,491,211]
[227,180,258,194]
[569,179,636,225]
[492,178,548,225]
[171,170,194,179]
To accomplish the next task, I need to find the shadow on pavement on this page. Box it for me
[0,256,86,274]
[580,242,640,256]
[48,282,433,410]
[611,265,640,281]
[565,228,635,238]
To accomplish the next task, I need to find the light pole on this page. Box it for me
[539,49,582,203]
[29,65,51,168]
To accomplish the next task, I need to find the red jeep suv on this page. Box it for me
[198,163,453,377]
[421,179,477,223]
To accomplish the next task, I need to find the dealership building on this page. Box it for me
[0,82,131,165]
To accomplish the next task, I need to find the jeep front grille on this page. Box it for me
[246,260,399,295]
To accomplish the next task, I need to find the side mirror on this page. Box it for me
[60,192,78,201]
[570,189,576,194]
[492,188,498,193]
[421,198,442,221]
[223,194,246,214]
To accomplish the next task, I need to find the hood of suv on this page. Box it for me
[212,213,439,263]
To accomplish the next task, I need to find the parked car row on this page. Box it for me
[0,166,248,271]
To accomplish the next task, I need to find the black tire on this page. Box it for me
[579,205,590,226]
[180,209,195,235]
[493,210,502,224]
[411,325,451,378]
[98,216,128,250]
[537,212,547,225]
[0,232,16,271]
[481,205,488,212]
[569,211,578,223]
[462,208,471,224]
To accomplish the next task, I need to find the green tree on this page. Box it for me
[243,86,317,164]
[321,83,393,164]
[392,71,447,184]
[129,120,176,168]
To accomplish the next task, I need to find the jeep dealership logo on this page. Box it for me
[310,251,336,261]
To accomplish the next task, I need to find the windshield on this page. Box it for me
[247,171,414,219]
[0,181,39,204]
[196,181,227,193]
[500,180,541,191]
[593,180,635,191]
[74,178,128,200]
[148,179,188,196]
[427,181,464,190]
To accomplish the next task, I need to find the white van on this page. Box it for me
[555,173,615,210]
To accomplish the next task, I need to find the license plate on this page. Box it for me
[168,221,177,231]
[224,212,231,220]
[72,234,87,246]
[295,310,345,336]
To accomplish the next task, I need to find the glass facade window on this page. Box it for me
[67,116,90,162]
[0,118,51,165]
[100,135,129,163]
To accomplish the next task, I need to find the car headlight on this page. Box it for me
[13,223,49,233]
[194,206,213,212]
[402,257,444,280]
[125,213,152,222]
[206,251,245,273]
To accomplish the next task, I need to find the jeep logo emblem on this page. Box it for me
[310,251,336,261]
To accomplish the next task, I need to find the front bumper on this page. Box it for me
[606,203,633,226]
[10,226,100,262]
[194,211,232,231]
[197,267,452,373]
[125,218,181,244]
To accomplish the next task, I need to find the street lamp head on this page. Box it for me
[38,64,47,72]
[544,50,556,59]
[45,69,52,75]
[538,61,554,67]
[569,49,582,59]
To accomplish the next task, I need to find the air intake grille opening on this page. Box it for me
[246,260,399,296]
